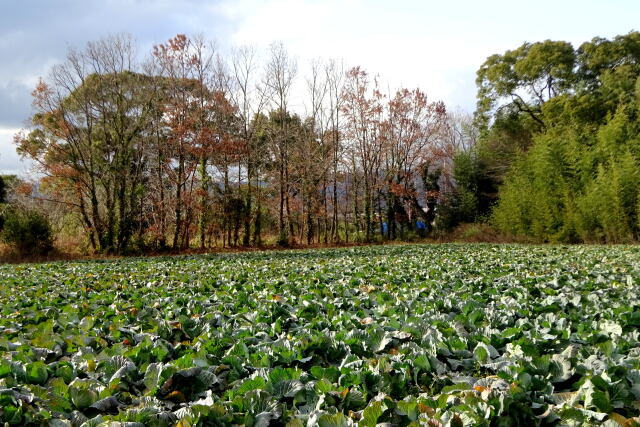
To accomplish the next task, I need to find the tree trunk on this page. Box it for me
[198,155,208,249]
[243,160,252,246]
[172,151,184,249]
[253,173,262,246]
[157,141,166,248]
[278,148,287,245]
[353,175,360,241]
[285,163,294,244]
[364,179,372,242]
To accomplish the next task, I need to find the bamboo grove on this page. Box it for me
[15,34,469,254]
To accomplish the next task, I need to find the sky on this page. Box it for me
[1,0,638,175]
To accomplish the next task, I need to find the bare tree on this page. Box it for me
[297,58,330,244]
[342,67,384,242]
[264,42,297,245]
[437,109,478,193]
[325,59,345,242]
[229,45,269,245]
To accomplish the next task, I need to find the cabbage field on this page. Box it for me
[1,244,640,426]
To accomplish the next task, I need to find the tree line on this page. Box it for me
[10,34,472,254]
[464,31,640,243]
[7,30,638,256]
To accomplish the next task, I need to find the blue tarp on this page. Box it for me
[381,221,425,234]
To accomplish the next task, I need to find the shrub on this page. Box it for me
[0,175,6,204]
[0,207,54,256]
[449,223,508,243]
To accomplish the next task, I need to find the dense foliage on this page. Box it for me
[0,176,6,205]
[474,32,640,242]
[1,244,640,425]
[0,206,53,256]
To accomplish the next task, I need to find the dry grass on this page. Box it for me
[444,223,518,243]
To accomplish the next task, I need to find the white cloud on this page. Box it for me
[218,0,489,111]
[0,128,31,176]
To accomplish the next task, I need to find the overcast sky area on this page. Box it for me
[1,0,638,175]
